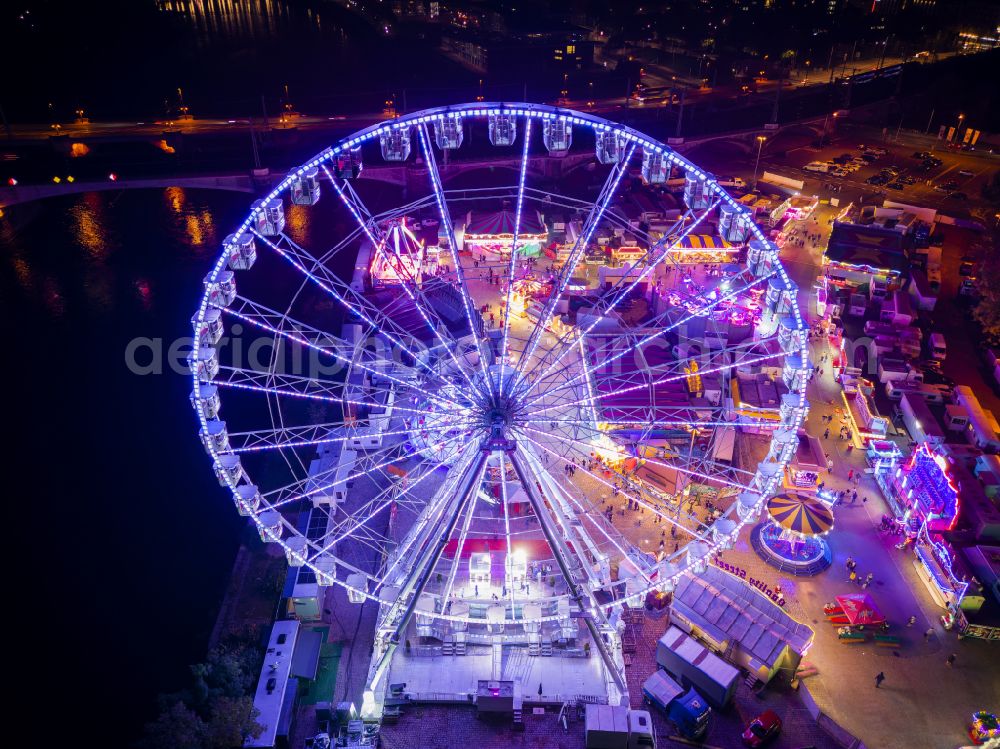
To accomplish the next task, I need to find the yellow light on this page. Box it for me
[53,176,61,183]
[66,175,75,183]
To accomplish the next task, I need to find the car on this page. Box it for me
[882,166,902,176]
[942,180,959,190]
[948,191,968,200]
[912,151,931,159]
[742,710,782,747]
[901,175,916,185]
[861,152,880,162]
[866,175,888,185]
[927,157,943,166]
[887,181,904,190]
[804,162,831,173]
[831,168,849,177]
[864,147,887,156]
[957,169,974,177]
[960,256,976,276]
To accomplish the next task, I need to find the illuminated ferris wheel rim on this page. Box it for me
[190,102,811,625]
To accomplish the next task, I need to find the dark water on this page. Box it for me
[3,0,478,121]
[1,189,253,743]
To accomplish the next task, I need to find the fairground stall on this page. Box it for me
[783,430,827,491]
[462,208,547,256]
[370,218,433,287]
[840,376,888,445]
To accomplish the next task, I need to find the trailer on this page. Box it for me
[642,670,711,740]
[584,705,656,749]
[656,626,739,709]
[900,393,945,446]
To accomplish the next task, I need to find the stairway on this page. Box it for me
[442,638,455,656]
[540,640,553,656]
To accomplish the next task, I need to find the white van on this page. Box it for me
[803,162,831,173]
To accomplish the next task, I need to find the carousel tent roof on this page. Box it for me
[675,234,734,250]
[672,566,813,671]
[466,208,545,237]
[766,492,834,536]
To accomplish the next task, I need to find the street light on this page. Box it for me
[955,113,965,142]
[752,135,766,192]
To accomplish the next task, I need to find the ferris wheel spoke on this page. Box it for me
[376,441,480,590]
[512,144,637,392]
[253,230,463,391]
[324,166,484,398]
[222,297,463,414]
[498,117,534,399]
[264,427,470,509]
[523,271,775,407]
[314,441,464,560]
[515,429,710,543]
[415,123,493,397]
[518,200,719,399]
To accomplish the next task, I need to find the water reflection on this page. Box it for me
[157,0,331,47]
[70,193,116,261]
[164,187,218,256]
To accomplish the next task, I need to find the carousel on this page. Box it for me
[751,491,834,575]
[462,208,547,256]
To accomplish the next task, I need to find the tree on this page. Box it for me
[205,696,263,749]
[973,256,1000,345]
[137,701,206,749]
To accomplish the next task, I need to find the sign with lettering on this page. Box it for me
[712,557,786,607]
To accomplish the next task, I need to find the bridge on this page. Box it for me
[0,113,836,210]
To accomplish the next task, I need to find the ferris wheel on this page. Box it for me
[189,103,809,709]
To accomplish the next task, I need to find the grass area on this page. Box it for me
[299,628,341,706]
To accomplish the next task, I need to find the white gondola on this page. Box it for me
[290,167,321,206]
[225,232,257,271]
[192,307,223,346]
[190,345,219,382]
[433,113,464,150]
[780,392,806,424]
[655,561,678,592]
[257,510,283,542]
[333,146,363,179]
[737,490,762,521]
[542,119,572,154]
[234,483,261,516]
[190,384,220,419]
[285,536,308,567]
[777,315,808,354]
[200,418,230,453]
[251,198,285,237]
[415,594,436,637]
[683,172,713,210]
[379,128,411,161]
[595,131,621,164]
[346,572,368,604]
[686,541,710,574]
[746,239,775,277]
[488,112,517,146]
[204,269,236,307]
[710,518,738,550]
[719,204,752,243]
[214,453,243,485]
[765,275,795,317]
[641,150,669,184]
[782,353,811,392]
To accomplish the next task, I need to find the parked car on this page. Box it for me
[887,181,905,190]
[742,710,782,747]
[831,167,849,177]
[958,169,974,177]
[912,151,931,159]
[866,175,888,185]
[901,175,916,185]
[960,256,976,276]
[948,191,968,200]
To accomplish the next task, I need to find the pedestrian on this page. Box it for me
[924,627,934,640]
[845,556,854,570]
[875,671,885,688]
[824,428,830,439]
[849,570,857,584]
[907,615,916,627]
[946,653,957,667]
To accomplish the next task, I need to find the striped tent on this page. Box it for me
[766,492,834,536]
[675,234,734,250]
[466,209,545,237]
